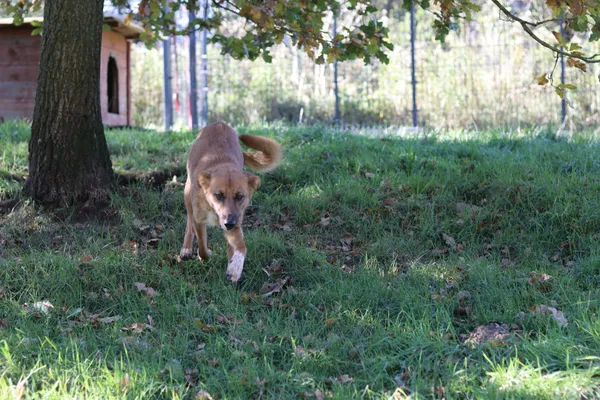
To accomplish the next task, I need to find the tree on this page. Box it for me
[22,0,112,205]
[2,0,600,205]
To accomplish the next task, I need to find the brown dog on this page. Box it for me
[180,121,282,283]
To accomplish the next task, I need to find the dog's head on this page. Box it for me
[198,170,261,230]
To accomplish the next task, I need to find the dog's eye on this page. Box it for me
[214,193,225,201]
[234,193,244,201]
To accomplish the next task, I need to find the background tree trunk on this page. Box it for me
[24,0,113,205]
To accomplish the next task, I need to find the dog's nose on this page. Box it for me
[224,223,236,230]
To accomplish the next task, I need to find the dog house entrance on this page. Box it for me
[107,56,119,114]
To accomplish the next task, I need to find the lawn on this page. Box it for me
[1,120,600,399]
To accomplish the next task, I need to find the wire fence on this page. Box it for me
[130,4,600,130]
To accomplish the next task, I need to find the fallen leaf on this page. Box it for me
[195,389,214,400]
[464,323,513,346]
[440,233,457,250]
[194,319,216,333]
[319,213,331,227]
[383,197,397,206]
[184,368,198,387]
[80,255,93,263]
[528,273,552,292]
[122,322,153,333]
[325,317,335,326]
[531,304,568,327]
[97,315,122,324]
[134,282,159,297]
[30,301,54,314]
[434,386,446,399]
[456,202,482,216]
[326,374,354,385]
[120,373,130,391]
[260,276,292,298]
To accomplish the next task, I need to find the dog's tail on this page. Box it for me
[239,134,283,173]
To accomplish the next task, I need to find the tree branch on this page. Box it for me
[490,0,600,63]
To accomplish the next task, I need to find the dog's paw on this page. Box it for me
[226,251,245,283]
[198,248,212,261]
[179,247,194,260]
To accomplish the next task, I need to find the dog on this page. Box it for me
[179,121,282,283]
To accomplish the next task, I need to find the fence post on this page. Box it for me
[163,26,173,130]
[189,8,198,129]
[333,12,340,124]
[559,18,567,123]
[410,0,418,127]
[200,0,209,125]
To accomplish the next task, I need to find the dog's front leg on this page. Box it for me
[179,215,195,260]
[224,227,247,283]
[193,221,212,260]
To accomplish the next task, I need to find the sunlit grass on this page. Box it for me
[1,121,600,398]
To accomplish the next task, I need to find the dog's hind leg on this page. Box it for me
[224,227,247,283]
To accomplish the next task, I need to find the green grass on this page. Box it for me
[1,121,600,399]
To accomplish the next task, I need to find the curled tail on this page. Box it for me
[239,134,283,173]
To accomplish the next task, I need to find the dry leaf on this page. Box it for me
[260,276,291,298]
[536,73,549,86]
[122,322,153,333]
[80,255,93,263]
[528,273,552,291]
[531,304,568,327]
[319,213,331,227]
[97,315,122,324]
[195,390,214,400]
[120,373,130,391]
[134,282,159,297]
[440,233,457,250]
[184,368,198,388]
[465,323,512,346]
[194,319,216,333]
[325,317,335,326]
[30,301,53,314]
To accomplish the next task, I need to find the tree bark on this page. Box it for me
[24,0,113,205]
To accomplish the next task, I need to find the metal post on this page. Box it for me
[189,8,198,129]
[410,1,418,127]
[200,0,209,125]
[559,19,567,123]
[162,5,173,130]
[333,13,340,124]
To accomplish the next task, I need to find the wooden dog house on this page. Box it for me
[0,14,143,126]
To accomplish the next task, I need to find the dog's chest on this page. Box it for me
[205,211,219,227]
[196,210,218,227]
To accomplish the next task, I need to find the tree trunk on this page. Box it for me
[24,0,113,205]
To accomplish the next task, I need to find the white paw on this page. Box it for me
[179,247,193,260]
[226,251,245,283]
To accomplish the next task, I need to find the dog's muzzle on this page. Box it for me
[224,214,238,230]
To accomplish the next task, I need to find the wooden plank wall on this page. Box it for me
[0,26,41,122]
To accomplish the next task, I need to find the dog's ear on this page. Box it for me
[245,172,261,190]
[198,172,211,189]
